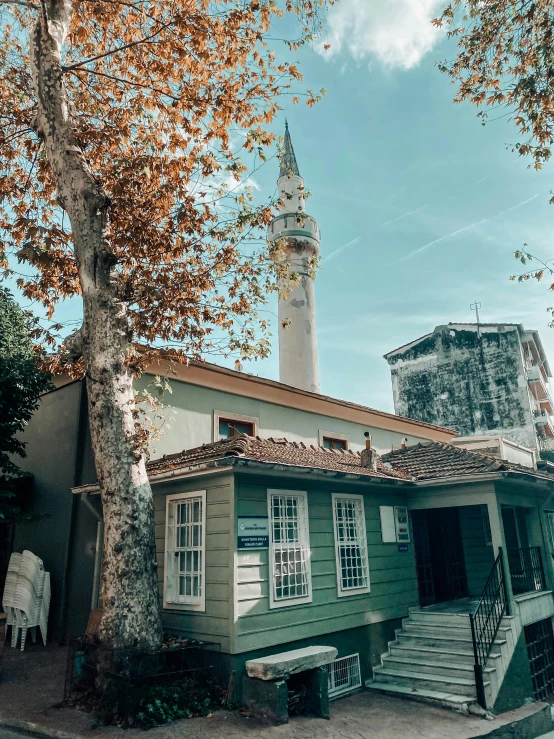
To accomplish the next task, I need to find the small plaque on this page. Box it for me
[398,544,409,553]
[238,515,269,550]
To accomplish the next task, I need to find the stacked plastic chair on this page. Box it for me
[1,552,22,635]
[1,550,50,651]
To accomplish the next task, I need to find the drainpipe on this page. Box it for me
[58,379,88,643]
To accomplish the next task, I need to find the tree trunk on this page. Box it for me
[30,1,162,650]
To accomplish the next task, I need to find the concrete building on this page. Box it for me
[268,122,320,393]
[384,323,554,454]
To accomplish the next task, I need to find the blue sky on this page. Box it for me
[7,0,554,416]
[240,0,554,413]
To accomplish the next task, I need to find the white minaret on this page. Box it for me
[269,122,320,393]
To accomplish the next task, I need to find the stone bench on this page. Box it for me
[243,646,337,723]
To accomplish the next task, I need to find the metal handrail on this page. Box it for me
[507,546,546,596]
[469,547,509,709]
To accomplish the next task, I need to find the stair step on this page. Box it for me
[389,643,502,666]
[408,610,514,629]
[365,679,474,709]
[396,632,507,650]
[402,622,512,639]
[383,655,494,679]
[373,667,482,697]
[409,609,474,623]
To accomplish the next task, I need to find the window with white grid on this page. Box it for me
[332,494,370,597]
[164,491,206,611]
[268,489,312,608]
[325,654,362,699]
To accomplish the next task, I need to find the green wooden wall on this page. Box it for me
[234,477,419,654]
[459,505,495,597]
[153,472,233,651]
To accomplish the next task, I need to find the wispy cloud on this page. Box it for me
[380,205,427,228]
[321,236,361,264]
[399,194,539,263]
[320,0,444,70]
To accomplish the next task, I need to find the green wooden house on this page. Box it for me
[74,434,554,713]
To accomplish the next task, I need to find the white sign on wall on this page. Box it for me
[237,515,269,550]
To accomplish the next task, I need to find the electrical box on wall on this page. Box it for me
[395,506,410,543]
[379,505,411,544]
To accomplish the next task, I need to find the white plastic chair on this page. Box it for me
[3,550,50,650]
[1,551,22,634]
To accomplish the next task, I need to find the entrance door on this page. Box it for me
[412,508,468,604]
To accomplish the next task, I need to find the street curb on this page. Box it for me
[0,716,83,739]
[476,703,553,739]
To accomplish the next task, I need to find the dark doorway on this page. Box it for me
[412,508,468,605]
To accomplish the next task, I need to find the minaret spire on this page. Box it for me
[280,120,300,178]
[268,121,320,394]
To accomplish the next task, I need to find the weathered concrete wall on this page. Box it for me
[387,325,537,450]
[492,631,535,714]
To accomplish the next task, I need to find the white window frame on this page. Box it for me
[213,410,259,442]
[481,505,493,546]
[163,490,206,612]
[318,430,350,450]
[332,494,371,597]
[267,489,312,609]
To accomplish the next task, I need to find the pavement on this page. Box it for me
[0,643,553,739]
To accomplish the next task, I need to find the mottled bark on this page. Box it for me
[29,1,162,649]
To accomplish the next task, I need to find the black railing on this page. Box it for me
[470,548,509,709]
[507,546,546,596]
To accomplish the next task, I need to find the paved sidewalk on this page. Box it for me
[0,644,551,739]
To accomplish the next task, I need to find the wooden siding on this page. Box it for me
[459,505,495,597]
[154,474,233,651]
[234,481,419,653]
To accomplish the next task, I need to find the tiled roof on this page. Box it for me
[147,435,407,480]
[382,441,554,482]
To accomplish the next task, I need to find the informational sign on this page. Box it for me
[398,544,409,553]
[237,515,269,550]
[379,506,397,543]
[394,506,411,543]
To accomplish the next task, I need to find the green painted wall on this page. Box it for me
[14,381,84,640]
[459,505,495,597]
[493,631,535,714]
[154,472,233,651]
[234,474,418,654]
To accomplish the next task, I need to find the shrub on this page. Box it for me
[94,675,222,729]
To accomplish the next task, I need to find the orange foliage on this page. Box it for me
[435,1,554,170]
[0,0,330,372]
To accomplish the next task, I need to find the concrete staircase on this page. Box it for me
[366,606,519,712]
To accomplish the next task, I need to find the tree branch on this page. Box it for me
[62,20,174,71]
[0,0,39,7]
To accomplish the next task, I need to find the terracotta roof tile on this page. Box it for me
[382,441,554,481]
[147,435,407,480]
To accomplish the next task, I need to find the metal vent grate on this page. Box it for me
[325,653,361,699]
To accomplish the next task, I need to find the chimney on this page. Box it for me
[361,431,378,471]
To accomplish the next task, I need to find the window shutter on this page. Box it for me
[165,498,176,604]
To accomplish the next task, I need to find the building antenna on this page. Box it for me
[470,301,482,338]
